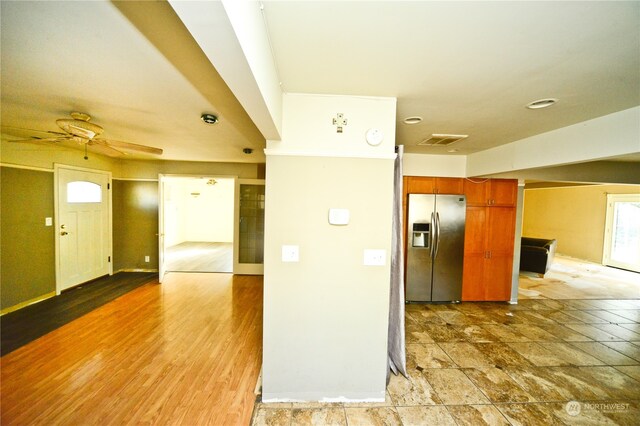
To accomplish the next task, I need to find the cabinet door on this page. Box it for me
[489,179,518,207]
[406,176,436,194]
[462,207,487,301]
[463,179,489,206]
[484,207,515,301]
[483,254,513,301]
[435,177,463,194]
[463,207,487,254]
[462,253,486,301]
[486,207,516,257]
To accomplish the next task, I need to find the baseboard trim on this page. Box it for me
[115,268,159,273]
[1,291,56,316]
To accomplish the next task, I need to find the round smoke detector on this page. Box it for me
[526,98,558,109]
[201,113,219,124]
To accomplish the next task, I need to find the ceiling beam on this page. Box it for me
[168,0,282,141]
[467,106,640,177]
[112,0,265,148]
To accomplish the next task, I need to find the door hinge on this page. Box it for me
[108,183,110,190]
[108,256,111,262]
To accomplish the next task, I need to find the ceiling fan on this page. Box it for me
[5,112,163,158]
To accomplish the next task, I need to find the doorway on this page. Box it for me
[161,176,235,275]
[55,165,112,293]
[603,193,640,273]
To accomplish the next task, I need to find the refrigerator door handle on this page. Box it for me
[434,212,441,258]
[429,212,435,258]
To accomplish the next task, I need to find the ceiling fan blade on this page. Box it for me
[8,137,72,144]
[1,126,67,139]
[98,138,163,155]
[88,140,126,157]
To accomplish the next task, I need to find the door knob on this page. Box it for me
[60,231,68,236]
[61,224,66,229]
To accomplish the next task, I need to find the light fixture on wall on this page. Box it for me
[206,179,217,185]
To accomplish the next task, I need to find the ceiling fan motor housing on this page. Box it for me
[56,118,103,140]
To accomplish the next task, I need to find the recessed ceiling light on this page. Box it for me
[526,98,558,109]
[201,113,218,124]
[403,116,423,125]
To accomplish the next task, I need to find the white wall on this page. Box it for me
[164,177,234,247]
[263,93,396,401]
[185,178,234,242]
[402,153,466,177]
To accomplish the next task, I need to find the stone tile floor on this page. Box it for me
[252,298,640,425]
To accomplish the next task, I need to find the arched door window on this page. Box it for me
[67,181,102,203]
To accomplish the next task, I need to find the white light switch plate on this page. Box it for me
[45,217,53,226]
[282,245,300,262]
[328,208,349,225]
[364,249,386,266]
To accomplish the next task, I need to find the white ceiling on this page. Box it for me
[263,1,640,155]
[0,1,265,163]
[1,1,639,163]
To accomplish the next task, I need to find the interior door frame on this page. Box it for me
[54,164,113,295]
[158,173,238,281]
[602,193,640,272]
[233,178,266,275]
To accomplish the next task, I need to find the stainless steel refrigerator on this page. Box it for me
[406,194,466,302]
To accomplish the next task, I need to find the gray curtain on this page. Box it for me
[388,145,407,378]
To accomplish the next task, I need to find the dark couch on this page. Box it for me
[520,237,557,276]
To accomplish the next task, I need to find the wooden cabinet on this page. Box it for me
[463,179,517,207]
[434,177,464,194]
[404,176,463,195]
[489,179,518,207]
[405,176,435,194]
[462,205,516,301]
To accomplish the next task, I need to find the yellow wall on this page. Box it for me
[523,184,640,263]
[0,167,56,309]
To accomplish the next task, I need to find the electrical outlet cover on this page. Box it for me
[363,249,386,266]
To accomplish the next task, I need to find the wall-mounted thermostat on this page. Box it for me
[328,208,350,225]
[365,128,383,146]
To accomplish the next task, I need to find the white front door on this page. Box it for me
[56,165,111,292]
[603,193,640,273]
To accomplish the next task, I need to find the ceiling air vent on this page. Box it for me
[418,134,468,146]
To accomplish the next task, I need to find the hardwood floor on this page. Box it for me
[1,272,156,356]
[166,241,233,273]
[1,273,263,425]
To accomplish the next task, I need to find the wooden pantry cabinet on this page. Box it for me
[462,205,516,301]
[403,176,518,301]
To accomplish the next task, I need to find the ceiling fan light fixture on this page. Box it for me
[403,116,423,125]
[526,98,558,109]
[201,113,218,124]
